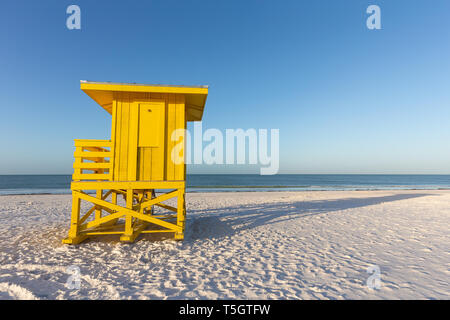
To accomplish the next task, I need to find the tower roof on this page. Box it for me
[80,80,208,121]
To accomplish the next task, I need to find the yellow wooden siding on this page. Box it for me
[112,92,186,182]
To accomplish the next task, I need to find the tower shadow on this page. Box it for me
[185,193,434,241]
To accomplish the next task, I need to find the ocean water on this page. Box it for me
[1,174,450,195]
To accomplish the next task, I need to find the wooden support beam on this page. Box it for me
[154,202,178,212]
[73,162,112,169]
[72,173,111,180]
[67,193,81,239]
[175,189,186,240]
[78,189,114,225]
[95,189,103,220]
[71,181,185,191]
[140,190,178,210]
[121,189,134,241]
[74,151,113,158]
[74,139,112,147]
[79,211,123,231]
[74,191,181,232]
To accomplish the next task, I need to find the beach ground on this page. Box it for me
[0,190,448,299]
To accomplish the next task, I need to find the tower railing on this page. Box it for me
[72,139,113,181]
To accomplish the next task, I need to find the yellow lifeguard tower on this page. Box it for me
[63,81,208,244]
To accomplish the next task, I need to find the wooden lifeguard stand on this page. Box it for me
[63,81,208,244]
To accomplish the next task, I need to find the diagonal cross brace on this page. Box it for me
[139,190,179,210]
[79,190,114,225]
[74,191,181,232]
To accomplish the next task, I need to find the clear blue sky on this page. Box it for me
[1,0,449,174]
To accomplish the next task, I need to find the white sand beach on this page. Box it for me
[0,190,448,300]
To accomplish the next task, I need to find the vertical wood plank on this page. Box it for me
[127,100,139,181]
[150,97,166,181]
[146,148,152,180]
[175,94,186,181]
[119,93,130,180]
[167,94,176,180]
[114,98,122,180]
[110,99,117,181]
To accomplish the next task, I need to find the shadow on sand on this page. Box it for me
[78,193,433,243]
[186,193,434,241]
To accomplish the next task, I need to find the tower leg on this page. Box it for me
[120,189,137,242]
[174,188,186,240]
[62,192,88,244]
[101,190,119,227]
[95,189,102,220]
